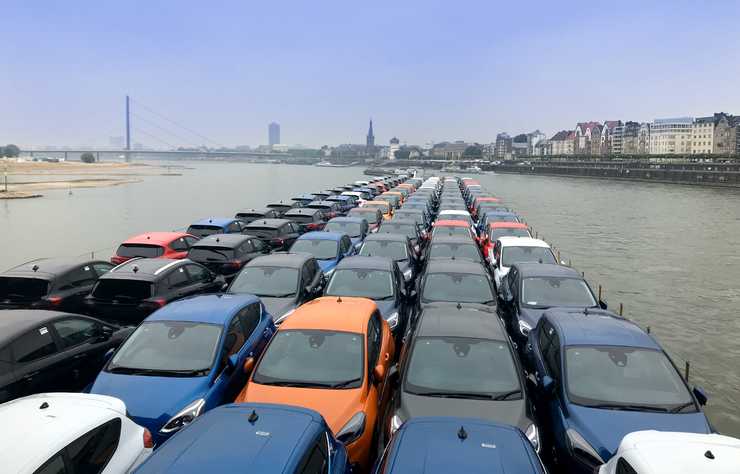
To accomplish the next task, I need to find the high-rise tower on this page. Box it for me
[366,119,375,150]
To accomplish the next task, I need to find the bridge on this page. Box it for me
[19,148,292,161]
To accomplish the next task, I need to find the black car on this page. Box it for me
[265,201,299,217]
[324,256,412,342]
[379,218,424,254]
[234,208,280,224]
[243,218,302,251]
[304,200,341,221]
[0,310,132,403]
[283,209,327,233]
[416,259,496,311]
[227,253,325,324]
[424,235,485,265]
[347,207,383,232]
[382,303,539,452]
[187,233,270,280]
[311,191,332,201]
[0,258,114,313]
[394,208,431,229]
[498,263,604,346]
[84,258,224,324]
[358,233,418,284]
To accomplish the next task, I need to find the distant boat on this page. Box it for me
[315,161,357,168]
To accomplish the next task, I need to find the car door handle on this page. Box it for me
[73,353,87,360]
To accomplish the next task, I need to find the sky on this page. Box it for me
[2,0,739,148]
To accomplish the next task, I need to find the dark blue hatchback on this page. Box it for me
[90,293,276,446]
[134,403,350,473]
[375,417,546,473]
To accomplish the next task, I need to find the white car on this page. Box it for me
[341,191,366,207]
[1,393,152,473]
[490,236,557,290]
[354,180,369,186]
[437,209,475,232]
[599,430,740,474]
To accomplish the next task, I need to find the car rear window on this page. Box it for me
[116,244,165,258]
[188,247,236,262]
[288,215,316,224]
[0,277,49,301]
[246,227,278,238]
[92,279,153,300]
[186,225,223,238]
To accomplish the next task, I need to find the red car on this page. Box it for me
[470,196,502,216]
[110,232,198,265]
[481,222,531,259]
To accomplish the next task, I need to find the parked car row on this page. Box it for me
[0,172,737,474]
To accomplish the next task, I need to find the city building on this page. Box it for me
[550,130,575,155]
[601,120,622,155]
[527,130,546,155]
[512,134,529,157]
[574,122,601,155]
[388,137,400,160]
[649,117,693,154]
[620,121,640,155]
[638,123,651,154]
[494,133,512,159]
[366,119,375,152]
[692,116,714,154]
[430,141,470,160]
[268,122,280,146]
[533,139,550,156]
[711,113,736,155]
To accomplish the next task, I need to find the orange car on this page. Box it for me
[363,200,394,220]
[235,296,396,471]
[381,191,405,205]
[397,182,416,193]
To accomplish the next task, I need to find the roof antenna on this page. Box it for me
[32,264,39,272]
[39,402,49,410]
[132,266,139,273]
[337,296,342,303]
[456,302,462,310]
[705,450,715,460]
[457,426,468,440]
[584,307,589,315]
[248,410,259,424]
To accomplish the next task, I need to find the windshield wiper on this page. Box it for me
[375,295,395,301]
[493,389,522,401]
[330,378,362,388]
[586,403,669,413]
[257,380,334,388]
[413,391,494,400]
[107,366,205,376]
[669,401,696,413]
[259,292,296,298]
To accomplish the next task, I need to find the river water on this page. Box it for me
[1,162,738,435]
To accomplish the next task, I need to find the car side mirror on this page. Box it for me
[103,348,115,362]
[373,364,385,383]
[262,247,270,254]
[304,284,314,295]
[693,386,708,406]
[243,357,255,374]
[598,300,608,310]
[541,375,556,395]
[221,282,229,292]
[387,364,399,386]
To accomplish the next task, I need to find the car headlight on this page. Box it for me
[402,268,413,281]
[518,319,532,337]
[525,423,540,453]
[275,308,296,325]
[387,311,399,330]
[566,428,604,466]
[160,398,205,434]
[336,412,366,445]
[390,414,404,435]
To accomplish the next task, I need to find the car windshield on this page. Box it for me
[521,277,596,308]
[501,246,556,267]
[107,321,222,375]
[441,214,471,224]
[235,214,264,224]
[186,225,223,238]
[245,227,278,239]
[566,346,694,410]
[429,243,480,261]
[324,221,362,238]
[486,215,519,224]
[116,244,164,258]
[188,247,235,262]
[379,223,416,238]
[422,273,493,304]
[290,239,339,260]
[229,266,298,297]
[325,269,394,300]
[359,240,408,261]
[406,337,520,398]
[288,215,316,224]
[253,330,363,388]
[490,228,530,241]
[350,210,380,224]
[92,279,152,300]
[365,203,389,213]
[0,277,49,301]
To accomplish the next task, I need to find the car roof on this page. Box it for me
[104,258,185,281]
[296,231,345,242]
[292,194,315,200]
[335,256,395,272]
[190,233,253,249]
[190,217,237,227]
[490,222,528,229]
[245,253,312,269]
[147,294,260,324]
[429,235,478,246]
[266,202,292,207]
[385,218,418,226]
[327,216,366,224]
[134,403,328,474]
[280,296,376,333]
[3,257,103,278]
[512,263,581,279]
[121,232,191,245]
[497,237,549,248]
[327,195,350,200]
[244,218,293,228]
[433,220,469,227]
[306,200,336,207]
[0,310,74,342]
[235,207,272,215]
[424,259,488,275]
[0,393,128,474]
[417,303,503,339]
[364,233,409,243]
[386,417,543,474]
[544,309,659,349]
[438,210,471,216]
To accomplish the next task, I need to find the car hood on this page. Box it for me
[399,392,531,431]
[260,297,296,319]
[239,384,365,434]
[91,371,211,433]
[568,404,711,460]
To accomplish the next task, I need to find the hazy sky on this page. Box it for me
[3,0,739,148]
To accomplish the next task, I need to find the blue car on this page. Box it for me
[288,231,355,278]
[134,403,350,473]
[375,417,546,473]
[187,217,247,238]
[326,195,355,214]
[324,216,370,251]
[90,294,276,446]
[291,193,318,207]
[526,308,711,473]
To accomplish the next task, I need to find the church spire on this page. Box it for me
[366,118,375,149]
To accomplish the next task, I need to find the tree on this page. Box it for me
[3,144,20,157]
[463,145,483,158]
[80,152,96,163]
[394,149,411,160]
